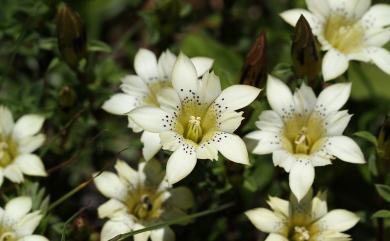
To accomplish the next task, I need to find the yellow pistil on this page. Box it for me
[324,14,365,54]
[125,186,164,221]
[290,226,311,241]
[0,136,17,167]
[185,116,203,143]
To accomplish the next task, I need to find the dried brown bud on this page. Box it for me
[378,113,390,163]
[240,32,267,89]
[56,3,87,70]
[59,85,77,108]
[291,15,321,80]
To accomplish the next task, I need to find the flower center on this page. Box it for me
[290,226,310,241]
[185,116,203,143]
[144,81,172,106]
[282,114,325,155]
[0,226,16,241]
[324,14,365,54]
[125,187,164,221]
[0,136,17,168]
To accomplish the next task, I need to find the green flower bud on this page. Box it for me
[291,15,321,80]
[56,3,87,70]
[59,85,77,108]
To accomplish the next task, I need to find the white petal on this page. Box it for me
[198,71,222,105]
[0,106,14,135]
[4,163,24,183]
[134,48,159,81]
[114,160,139,187]
[214,132,249,165]
[280,9,320,28]
[102,93,138,115]
[151,227,175,241]
[266,75,294,118]
[160,131,182,152]
[315,83,351,115]
[314,209,359,232]
[218,111,244,133]
[267,196,289,217]
[120,75,149,97]
[129,106,173,133]
[245,208,285,233]
[13,115,44,140]
[172,53,199,100]
[312,231,351,241]
[312,191,328,220]
[191,57,214,77]
[365,28,390,47]
[197,139,218,161]
[133,223,152,241]
[17,134,45,153]
[325,110,352,136]
[272,150,296,172]
[306,0,330,20]
[158,50,177,79]
[247,131,282,155]
[141,131,162,161]
[5,196,32,222]
[18,235,49,241]
[362,4,390,29]
[166,145,197,184]
[326,136,365,164]
[255,110,283,133]
[289,160,315,201]
[167,186,194,210]
[322,49,349,81]
[367,47,390,75]
[293,82,317,114]
[94,171,127,200]
[15,154,47,177]
[101,220,132,241]
[98,199,127,219]
[213,85,260,113]
[264,234,289,241]
[156,88,181,113]
[15,211,42,236]
[329,0,371,18]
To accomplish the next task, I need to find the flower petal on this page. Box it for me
[325,110,352,136]
[198,71,222,105]
[326,136,365,163]
[158,50,177,79]
[15,154,47,177]
[114,160,139,188]
[191,57,214,77]
[13,114,44,140]
[172,53,199,100]
[94,171,127,200]
[151,227,175,241]
[312,191,328,220]
[367,47,390,75]
[17,134,45,153]
[255,110,283,133]
[5,196,32,222]
[362,4,390,29]
[328,0,371,18]
[4,163,24,183]
[213,85,260,113]
[315,83,351,116]
[133,223,152,241]
[141,131,162,161]
[247,131,282,155]
[18,235,49,241]
[218,111,244,133]
[265,234,289,241]
[214,132,249,165]
[306,0,330,20]
[293,82,317,114]
[314,209,359,232]
[129,106,173,133]
[267,196,289,217]
[98,199,127,219]
[289,160,315,201]
[0,106,14,135]
[134,48,159,81]
[364,28,390,47]
[14,211,42,236]
[245,208,285,233]
[156,88,181,113]
[120,75,149,97]
[102,93,138,115]
[266,75,294,118]
[280,9,320,27]
[101,219,132,241]
[272,150,296,172]
[166,145,197,184]
[322,49,349,81]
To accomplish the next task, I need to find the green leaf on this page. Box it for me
[109,203,234,241]
[375,184,390,202]
[354,131,378,146]
[372,210,390,219]
[87,40,112,53]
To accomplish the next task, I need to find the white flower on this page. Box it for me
[0,196,48,241]
[246,76,365,200]
[94,159,194,241]
[102,48,213,161]
[245,191,359,241]
[280,0,390,81]
[0,106,47,186]
[129,53,261,184]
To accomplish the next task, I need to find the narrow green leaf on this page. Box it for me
[375,184,390,202]
[61,208,86,241]
[88,40,112,53]
[109,203,234,241]
[372,210,390,219]
[354,131,378,146]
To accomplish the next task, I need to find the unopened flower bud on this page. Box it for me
[378,113,390,163]
[59,85,77,108]
[240,32,267,89]
[291,15,321,80]
[56,3,87,70]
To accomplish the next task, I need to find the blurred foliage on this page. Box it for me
[0,0,390,240]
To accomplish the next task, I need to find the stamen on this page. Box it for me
[185,116,203,143]
[293,226,310,241]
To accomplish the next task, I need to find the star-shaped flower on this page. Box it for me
[246,76,365,200]
[281,0,390,80]
[129,53,261,184]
